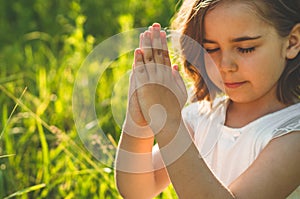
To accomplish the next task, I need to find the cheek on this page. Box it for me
[254,43,287,77]
[253,53,285,79]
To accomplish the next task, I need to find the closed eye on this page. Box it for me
[237,47,255,54]
[205,48,220,54]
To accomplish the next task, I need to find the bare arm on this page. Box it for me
[131,23,300,198]
[115,132,170,199]
[152,114,300,198]
[116,105,300,199]
[229,131,300,199]
[155,117,235,199]
[114,23,172,198]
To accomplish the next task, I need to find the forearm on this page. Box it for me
[115,131,160,199]
[156,118,235,199]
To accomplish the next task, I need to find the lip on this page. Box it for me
[224,81,247,89]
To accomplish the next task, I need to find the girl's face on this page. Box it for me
[203,1,289,104]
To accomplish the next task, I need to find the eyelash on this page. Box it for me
[237,47,255,54]
[205,48,219,53]
[205,47,256,54]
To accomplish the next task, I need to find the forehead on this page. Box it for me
[203,1,271,38]
[206,0,261,15]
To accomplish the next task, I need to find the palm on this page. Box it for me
[132,24,187,133]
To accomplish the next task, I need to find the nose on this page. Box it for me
[220,52,238,72]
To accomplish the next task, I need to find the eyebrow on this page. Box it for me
[232,36,262,42]
[203,36,262,43]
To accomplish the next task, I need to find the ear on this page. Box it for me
[286,23,300,59]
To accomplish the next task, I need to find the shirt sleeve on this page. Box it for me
[272,115,300,139]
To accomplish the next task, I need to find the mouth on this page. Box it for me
[224,81,247,89]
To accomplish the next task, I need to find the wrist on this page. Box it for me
[155,115,183,139]
[145,102,182,135]
[161,110,183,134]
[119,132,154,152]
[122,112,154,139]
[154,119,193,167]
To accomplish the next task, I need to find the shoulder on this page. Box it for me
[270,103,300,141]
[268,130,300,163]
[254,103,300,149]
[230,131,300,198]
[259,131,300,191]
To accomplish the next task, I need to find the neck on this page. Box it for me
[225,97,288,128]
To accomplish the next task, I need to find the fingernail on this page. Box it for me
[160,31,166,38]
[154,26,160,31]
[173,65,179,71]
[145,31,151,37]
[136,48,142,54]
[153,23,160,28]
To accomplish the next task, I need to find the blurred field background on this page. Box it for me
[0,0,181,198]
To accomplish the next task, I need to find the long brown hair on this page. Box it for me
[171,0,300,104]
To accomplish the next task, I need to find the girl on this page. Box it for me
[115,0,300,198]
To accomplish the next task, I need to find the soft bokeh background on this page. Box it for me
[0,0,181,198]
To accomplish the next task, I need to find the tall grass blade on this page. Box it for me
[37,121,50,184]
[0,87,27,140]
[0,154,15,159]
[3,183,46,199]
[0,74,22,85]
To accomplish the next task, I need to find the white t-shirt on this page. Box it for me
[182,98,300,198]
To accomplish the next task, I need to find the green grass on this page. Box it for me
[0,2,179,198]
[0,47,177,199]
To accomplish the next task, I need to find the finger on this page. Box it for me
[148,25,153,32]
[141,31,155,64]
[134,48,145,68]
[151,23,164,65]
[141,31,156,77]
[161,31,171,67]
[139,33,143,49]
[133,48,149,82]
